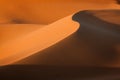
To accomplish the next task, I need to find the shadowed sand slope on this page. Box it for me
[16,10,120,67]
[117,0,120,4]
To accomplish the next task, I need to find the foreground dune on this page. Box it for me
[0,9,120,80]
[15,10,120,67]
[1,10,120,67]
[0,15,79,66]
[0,1,120,66]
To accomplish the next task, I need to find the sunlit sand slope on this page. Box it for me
[16,10,120,67]
[0,25,44,44]
[0,15,79,66]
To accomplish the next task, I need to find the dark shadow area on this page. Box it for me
[116,0,120,4]
[0,65,120,80]
[11,18,28,24]
[72,10,120,64]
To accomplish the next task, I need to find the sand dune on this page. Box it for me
[0,15,79,66]
[0,1,120,80]
[0,4,120,66]
[0,9,120,80]
[15,10,120,67]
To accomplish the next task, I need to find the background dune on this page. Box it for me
[0,25,44,45]
[0,0,119,24]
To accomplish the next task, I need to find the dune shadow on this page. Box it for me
[1,65,120,80]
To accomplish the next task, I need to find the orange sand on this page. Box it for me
[0,0,120,66]
[0,15,79,66]
[0,0,119,24]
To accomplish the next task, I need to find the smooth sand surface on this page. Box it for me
[0,25,44,45]
[0,1,120,80]
[0,10,120,80]
[0,1,120,66]
[16,10,120,68]
[0,15,79,66]
[0,0,119,24]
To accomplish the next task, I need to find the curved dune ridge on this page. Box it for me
[0,1,120,80]
[15,10,120,67]
[0,0,120,67]
[0,15,79,66]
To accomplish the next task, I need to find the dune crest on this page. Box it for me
[16,10,120,68]
[0,15,79,66]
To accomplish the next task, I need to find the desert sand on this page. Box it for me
[0,0,120,66]
[0,15,79,66]
[0,0,120,65]
[0,9,120,80]
[0,0,120,80]
[0,25,44,45]
[15,10,120,67]
[0,0,119,24]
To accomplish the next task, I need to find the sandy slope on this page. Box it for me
[0,0,120,67]
[0,1,120,80]
[0,25,44,44]
[0,15,79,66]
[15,10,120,68]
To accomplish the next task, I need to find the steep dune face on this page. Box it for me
[0,15,79,66]
[0,0,119,24]
[16,10,120,67]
